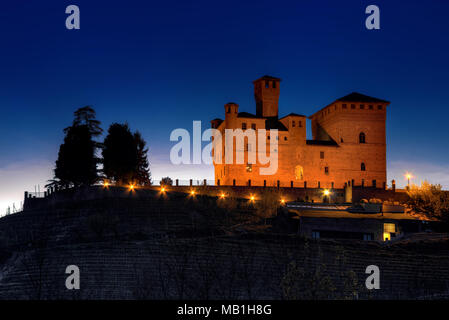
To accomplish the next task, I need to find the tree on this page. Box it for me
[134,131,152,186]
[407,181,449,229]
[68,106,103,137]
[50,106,102,188]
[102,123,151,186]
[160,177,173,186]
[54,125,98,187]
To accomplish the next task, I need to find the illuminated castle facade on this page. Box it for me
[211,76,389,189]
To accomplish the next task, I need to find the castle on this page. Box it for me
[211,76,389,189]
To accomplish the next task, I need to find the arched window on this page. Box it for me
[361,162,366,171]
[359,132,366,144]
[295,165,304,180]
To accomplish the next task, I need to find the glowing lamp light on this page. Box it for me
[405,172,413,181]
[323,189,330,196]
[220,193,226,199]
[280,199,285,204]
[404,172,413,187]
[190,190,195,196]
[129,184,135,191]
[103,182,110,188]
[161,187,166,193]
[250,195,255,201]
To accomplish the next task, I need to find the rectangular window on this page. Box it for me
[342,104,347,109]
[292,121,295,127]
[369,105,373,110]
[363,234,373,241]
[251,123,256,130]
[360,104,365,109]
[246,163,252,172]
[312,231,320,239]
[242,123,247,130]
[273,81,276,88]
[265,81,269,88]
[298,121,302,127]
[320,151,324,159]
[378,105,383,110]
[325,167,329,174]
[351,104,356,109]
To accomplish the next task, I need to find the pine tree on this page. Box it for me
[134,131,152,186]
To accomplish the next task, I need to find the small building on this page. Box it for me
[289,205,428,242]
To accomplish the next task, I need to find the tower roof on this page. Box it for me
[309,92,390,119]
[335,92,389,104]
[253,75,282,83]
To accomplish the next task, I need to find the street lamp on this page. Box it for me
[405,172,413,187]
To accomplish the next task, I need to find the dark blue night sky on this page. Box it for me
[1,0,449,211]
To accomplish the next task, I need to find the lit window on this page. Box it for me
[295,165,304,180]
[383,223,396,241]
[246,163,252,172]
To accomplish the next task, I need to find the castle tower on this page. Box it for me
[253,75,281,118]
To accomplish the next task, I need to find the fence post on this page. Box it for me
[176,179,179,187]
[277,180,280,189]
[290,181,293,188]
[217,179,220,186]
[190,179,193,187]
[233,179,236,186]
[248,179,251,187]
[263,180,266,188]
[24,191,28,200]
[203,179,207,186]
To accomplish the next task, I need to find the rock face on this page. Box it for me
[1,188,449,300]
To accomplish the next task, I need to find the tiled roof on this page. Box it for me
[265,117,288,131]
[336,92,389,103]
[237,112,264,119]
[253,75,282,83]
[280,113,306,119]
